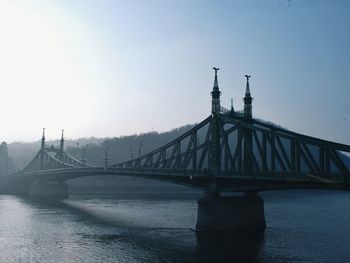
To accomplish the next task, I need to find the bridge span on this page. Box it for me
[1,69,350,231]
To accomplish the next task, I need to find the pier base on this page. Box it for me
[195,193,266,232]
[29,182,69,200]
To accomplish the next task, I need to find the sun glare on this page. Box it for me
[0,2,94,141]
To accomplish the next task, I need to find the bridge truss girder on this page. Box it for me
[110,114,350,185]
[23,148,93,172]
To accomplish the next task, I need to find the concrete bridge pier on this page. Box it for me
[195,191,266,232]
[29,182,69,200]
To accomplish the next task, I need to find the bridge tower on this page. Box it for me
[30,128,69,199]
[209,67,222,183]
[211,67,221,115]
[243,75,254,174]
[40,128,45,170]
[243,75,253,119]
[59,129,64,162]
[196,70,266,232]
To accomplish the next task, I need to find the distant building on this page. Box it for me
[0,142,8,175]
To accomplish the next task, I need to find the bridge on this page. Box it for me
[2,68,350,231]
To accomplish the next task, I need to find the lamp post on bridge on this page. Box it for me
[40,128,45,170]
[103,150,110,172]
[59,129,64,162]
[81,148,86,167]
[138,140,143,158]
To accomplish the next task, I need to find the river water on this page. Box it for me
[0,190,350,263]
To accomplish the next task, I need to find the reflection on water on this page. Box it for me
[63,198,197,229]
[195,231,265,263]
[0,190,350,262]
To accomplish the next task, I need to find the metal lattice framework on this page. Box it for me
[109,113,350,185]
[23,147,93,172]
[111,116,211,171]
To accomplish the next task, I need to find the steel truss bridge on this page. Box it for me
[6,71,350,194]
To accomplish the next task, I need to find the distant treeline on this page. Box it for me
[66,124,195,166]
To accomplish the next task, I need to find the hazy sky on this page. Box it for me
[0,0,349,144]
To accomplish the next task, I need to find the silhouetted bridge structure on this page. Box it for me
[2,69,350,231]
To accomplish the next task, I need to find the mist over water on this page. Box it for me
[0,190,350,263]
[63,198,197,229]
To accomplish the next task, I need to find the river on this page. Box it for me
[0,190,350,262]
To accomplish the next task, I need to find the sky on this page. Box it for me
[0,0,349,145]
